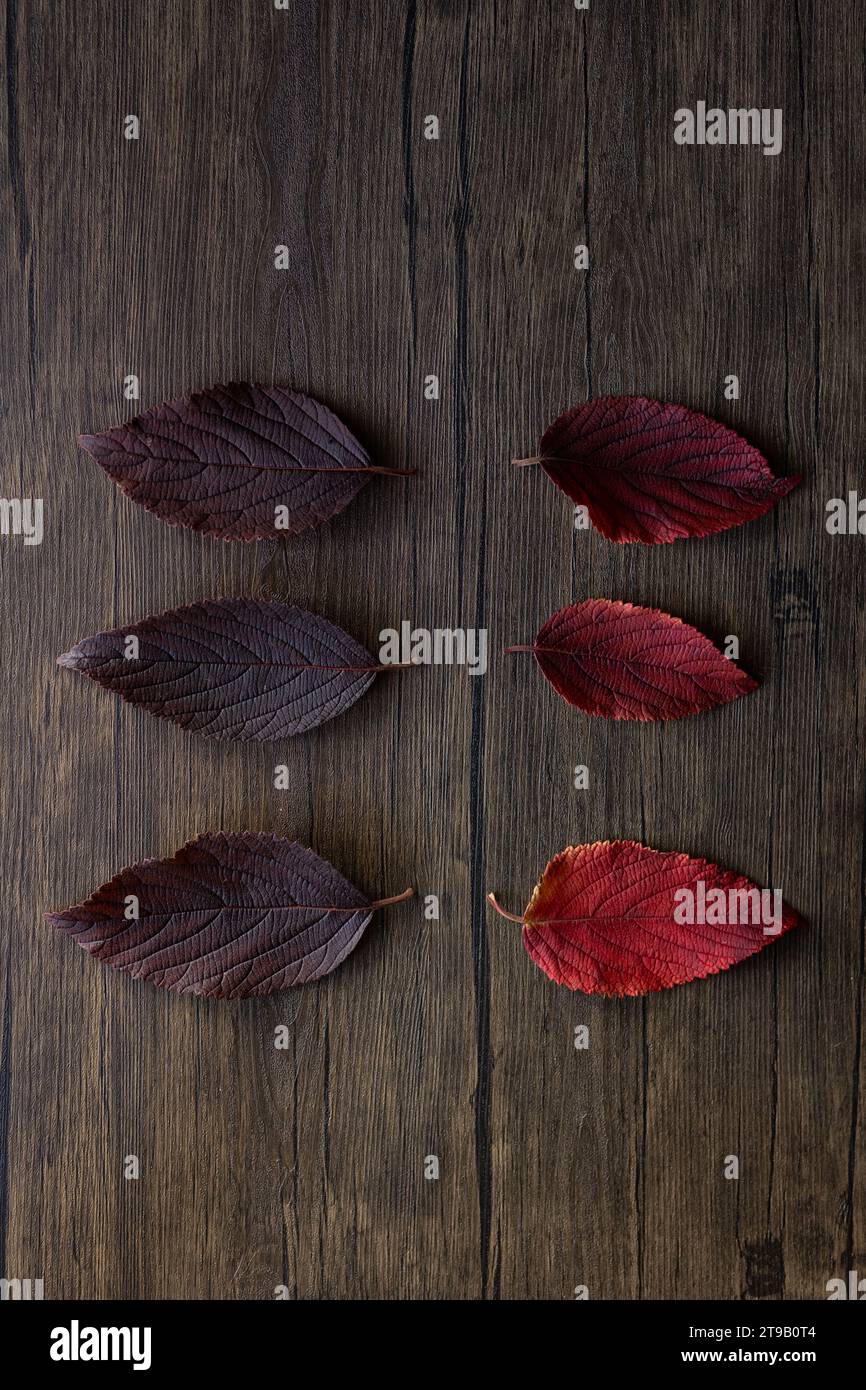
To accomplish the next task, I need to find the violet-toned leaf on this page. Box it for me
[79,383,411,540]
[47,833,414,997]
[57,598,384,741]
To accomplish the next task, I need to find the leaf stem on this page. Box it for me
[512,456,541,467]
[503,645,533,654]
[365,465,417,477]
[370,887,416,909]
[486,892,525,924]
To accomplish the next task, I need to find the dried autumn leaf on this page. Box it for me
[57,598,388,741]
[515,395,799,543]
[507,598,756,721]
[47,833,414,997]
[488,840,801,995]
[79,382,412,540]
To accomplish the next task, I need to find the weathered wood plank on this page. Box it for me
[0,0,862,1301]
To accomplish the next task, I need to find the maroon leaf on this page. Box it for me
[507,598,756,720]
[79,383,412,540]
[516,395,799,543]
[47,833,414,997]
[488,840,801,996]
[57,598,389,741]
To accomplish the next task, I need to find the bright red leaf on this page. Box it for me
[517,395,799,543]
[488,840,801,995]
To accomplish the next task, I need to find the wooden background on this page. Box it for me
[1,0,863,1301]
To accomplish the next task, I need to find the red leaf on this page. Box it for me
[79,383,412,540]
[57,598,389,741]
[508,598,756,721]
[488,840,801,995]
[46,833,414,997]
[519,395,799,543]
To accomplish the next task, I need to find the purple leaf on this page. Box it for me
[57,598,386,741]
[79,383,412,540]
[47,833,414,997]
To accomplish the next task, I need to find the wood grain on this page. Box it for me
[0,0,862,1300]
